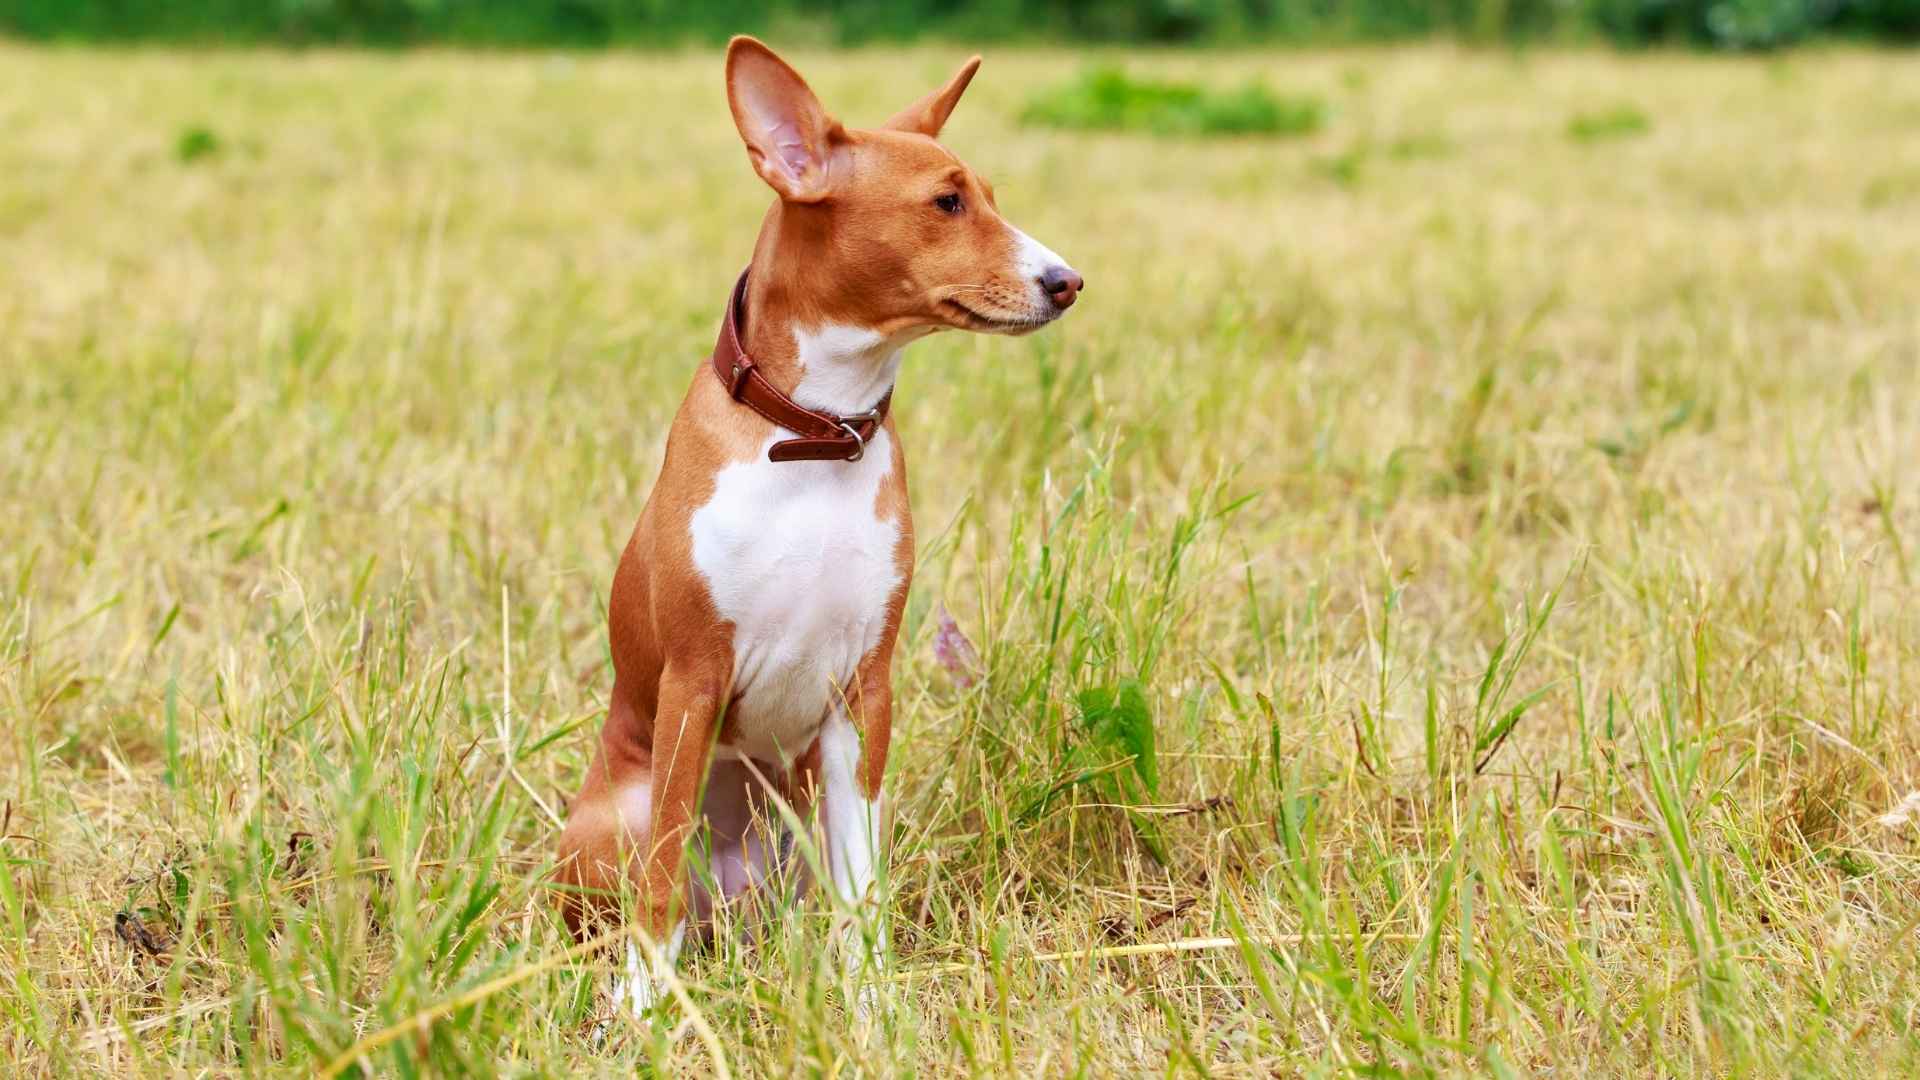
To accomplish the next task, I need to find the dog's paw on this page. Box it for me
[590,972,663,1049]
[608,939,667,1020]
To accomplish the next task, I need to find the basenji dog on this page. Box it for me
[554,36,1082,1019]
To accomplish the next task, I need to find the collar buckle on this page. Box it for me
[712,269,895,464]
[835,420,868,462]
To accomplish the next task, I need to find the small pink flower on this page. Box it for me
[932,605,981,688]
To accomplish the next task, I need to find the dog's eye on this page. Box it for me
[934,193,963,215]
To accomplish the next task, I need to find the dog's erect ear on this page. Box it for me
[726,36,844,203]
[883,55,981,139]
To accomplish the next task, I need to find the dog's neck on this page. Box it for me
[737,217,928,419]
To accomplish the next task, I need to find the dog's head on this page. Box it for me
[725,37,1081,338]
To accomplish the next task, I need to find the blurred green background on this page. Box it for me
[3,0,1917,51]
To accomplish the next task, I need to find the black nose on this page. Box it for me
[1041,266,1084,309]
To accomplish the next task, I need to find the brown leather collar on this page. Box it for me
[710,270,891,463]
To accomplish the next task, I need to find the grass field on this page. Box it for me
[4,42,1920,1076]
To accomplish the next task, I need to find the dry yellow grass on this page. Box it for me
[3,43,1919,1076]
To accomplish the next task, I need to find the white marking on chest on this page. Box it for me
[689,322,906,766]
[788,323,902,416]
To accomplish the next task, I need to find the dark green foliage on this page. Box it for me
[1023,68,1322,138]
[3,0,1912,46]
[1843,0,1920,34]
[1587,0,1914,47]
[0,0,764,46]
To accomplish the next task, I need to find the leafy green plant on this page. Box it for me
[1073,680,1158,802]
[175,124,221,163]
[1022,68,1323,138]
[1022,678,1166,861]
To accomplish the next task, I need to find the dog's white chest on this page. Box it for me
[689,431,901,764]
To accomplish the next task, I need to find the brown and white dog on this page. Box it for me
[554,36,1081,1018]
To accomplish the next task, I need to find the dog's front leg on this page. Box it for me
[613,665,720,1017]
[820,650,894,1016]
